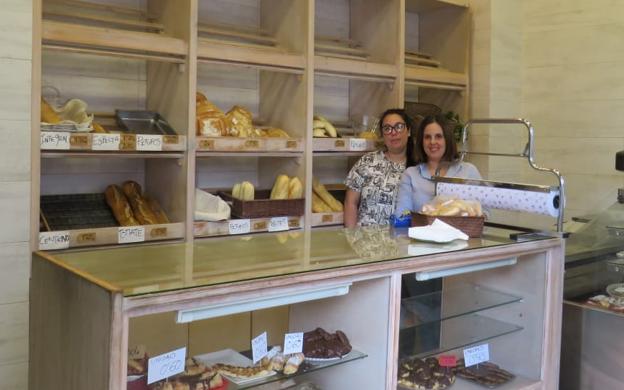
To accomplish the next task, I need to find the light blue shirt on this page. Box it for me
[394,161,482,216]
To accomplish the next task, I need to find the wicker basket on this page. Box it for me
[219,190,304,218]
[411,213,485,238]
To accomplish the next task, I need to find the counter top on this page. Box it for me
[36,226,553,297]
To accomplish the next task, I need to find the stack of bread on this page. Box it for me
[196,93,290,138]
[311,179,343,213]
[41,97,106,132]
[105,181,169,226]
[312,115,338,138]
[270,175,303,200]
[420,196,483,217]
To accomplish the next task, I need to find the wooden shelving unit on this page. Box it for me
[31,0,470,249]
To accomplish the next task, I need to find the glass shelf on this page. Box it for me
[399,314,523,360]
[400,284,522,329]
[225,350,367,389]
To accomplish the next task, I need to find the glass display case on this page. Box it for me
[31,226,563,390]
[561,201,624,390]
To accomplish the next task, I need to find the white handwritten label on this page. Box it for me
[463,344,490,367]
[228,219,251,235]
[40,131,70,150]
[118,226,145,244]
[251,332,268,364]
[39,231,71,250]
[136,134,163,151]
[349,138,367,151]
[269,217,289,232]
[92,133,120,151]
[283,332,303,355]
[147,347,186,384]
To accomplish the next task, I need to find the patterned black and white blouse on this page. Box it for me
[345,150,406,226]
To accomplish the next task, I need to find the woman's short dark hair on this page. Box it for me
[378,108,416,167]
[414,114,459,164]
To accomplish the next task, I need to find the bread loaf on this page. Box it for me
[41,98,61,124]
[312,179,343,211]
[105,185,140,226]
[270,175,290,200]
[312,193,333,213]
[225,105,253,138]
[196,92,229,136]
[121,181,160,225]
[144,195,170,224]
[288,177,303,199]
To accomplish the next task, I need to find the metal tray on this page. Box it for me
[40,193,118,231]
[115,110,177,135]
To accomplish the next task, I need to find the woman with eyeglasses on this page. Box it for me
[394,114,482,217]
[344,108,416,228]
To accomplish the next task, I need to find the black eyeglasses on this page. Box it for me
[381,122,407,134]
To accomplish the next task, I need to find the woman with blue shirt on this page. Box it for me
[395,114,482,216]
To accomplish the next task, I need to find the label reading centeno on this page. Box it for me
[41,132,70,150]
[39,231,71,250]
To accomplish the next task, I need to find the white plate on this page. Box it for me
[194,349,276,385]
[304,350,352,364]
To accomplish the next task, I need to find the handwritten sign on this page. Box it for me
[228,219,250,235]
[147,347,186,384]
[283,332,303,355]
[349,138,367,151]
[136,134,163,151]
[463,344,489,367]
[269,217,289,232]
[438,355,457,367]
[118,226,145,244]
[251,332,268,364]
[39,231,70,250]
[92,133,120,151]
[41,132,70,150]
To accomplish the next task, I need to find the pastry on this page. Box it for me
[121,181,160,225]
[454,358,514,387]
[196,93,228,137]
[397,357,455,390]
[144,195,170,224]
[225,105,253,138]
[283,353,304,375]
[105,185,140,226]
[213,363,271,378]
[303,327,352,359]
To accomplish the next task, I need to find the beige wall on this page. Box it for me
[0,1,32,389]
[471,0,624,228]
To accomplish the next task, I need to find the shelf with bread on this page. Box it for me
[310,183,345,227]
[41,0,189,62]
[313,0,401,82]
[312,116,381,154]
[196,0,307,72]
[38,181,184,250]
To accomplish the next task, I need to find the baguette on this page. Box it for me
[312,179,343,211]
[105,185,140,226]
[121,181,160,225]
[144,195,170,224]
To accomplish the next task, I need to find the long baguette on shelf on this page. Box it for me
[313,115,338,138]
[104,185,140,226]
[312,179,343,212]
[121,181,160,225]
[312,193,333,213]
[270,174,290,200]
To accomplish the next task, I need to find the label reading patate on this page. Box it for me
[268,217,289,232]
[118,227,145,244]
[228,219,251,235]
[39,231,71,250]
[147,347,186,384]
[41,132,70,150]
[92,133,120,151]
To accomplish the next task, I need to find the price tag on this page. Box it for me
[251,332,268,364]
[269,217,289,232]
[438,355,457,367]
[39,231,70,250]
[349,138,367,151]
[283,332,303,355]
[118,226,145,244]
[92,133,121,151]
[40,131,70,150]
[228,219,251,235]
[463,344,489,367]
[136,134,163,151]
[147,347,186,384]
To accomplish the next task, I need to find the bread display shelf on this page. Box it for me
[313,137,381,153]
[42,20,187,60]
[196,136,303,153]
[406,0,468,13]
[404,65,467,90]
[315,56,397,81]
[39,131,186,152]
[311,212,344,227]
[38,222,184,250]
[193,217,303,238]
[315,36,369,61]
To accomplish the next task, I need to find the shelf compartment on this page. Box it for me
[404,65,467,89]
[40,131,186,152]
[400,284,522,329]
[315,55,397,81]
[42,20,187,60]
[311,212,344,227]
[399,314,523,360]
[406,0,468,13]
[198,38,305,71]
[197,137,303,153]
[38,222,184,250]
[193,217,303,238]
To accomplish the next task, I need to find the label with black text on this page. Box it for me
[228,219,251,235]
[147,347,186,384]
[136,134,163,151]
[118,226,145,244]
[268,217,289,232]
[92,133,121,151]
[39,231,71,250]
[41,132,70,150]
[349,138,368,151]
